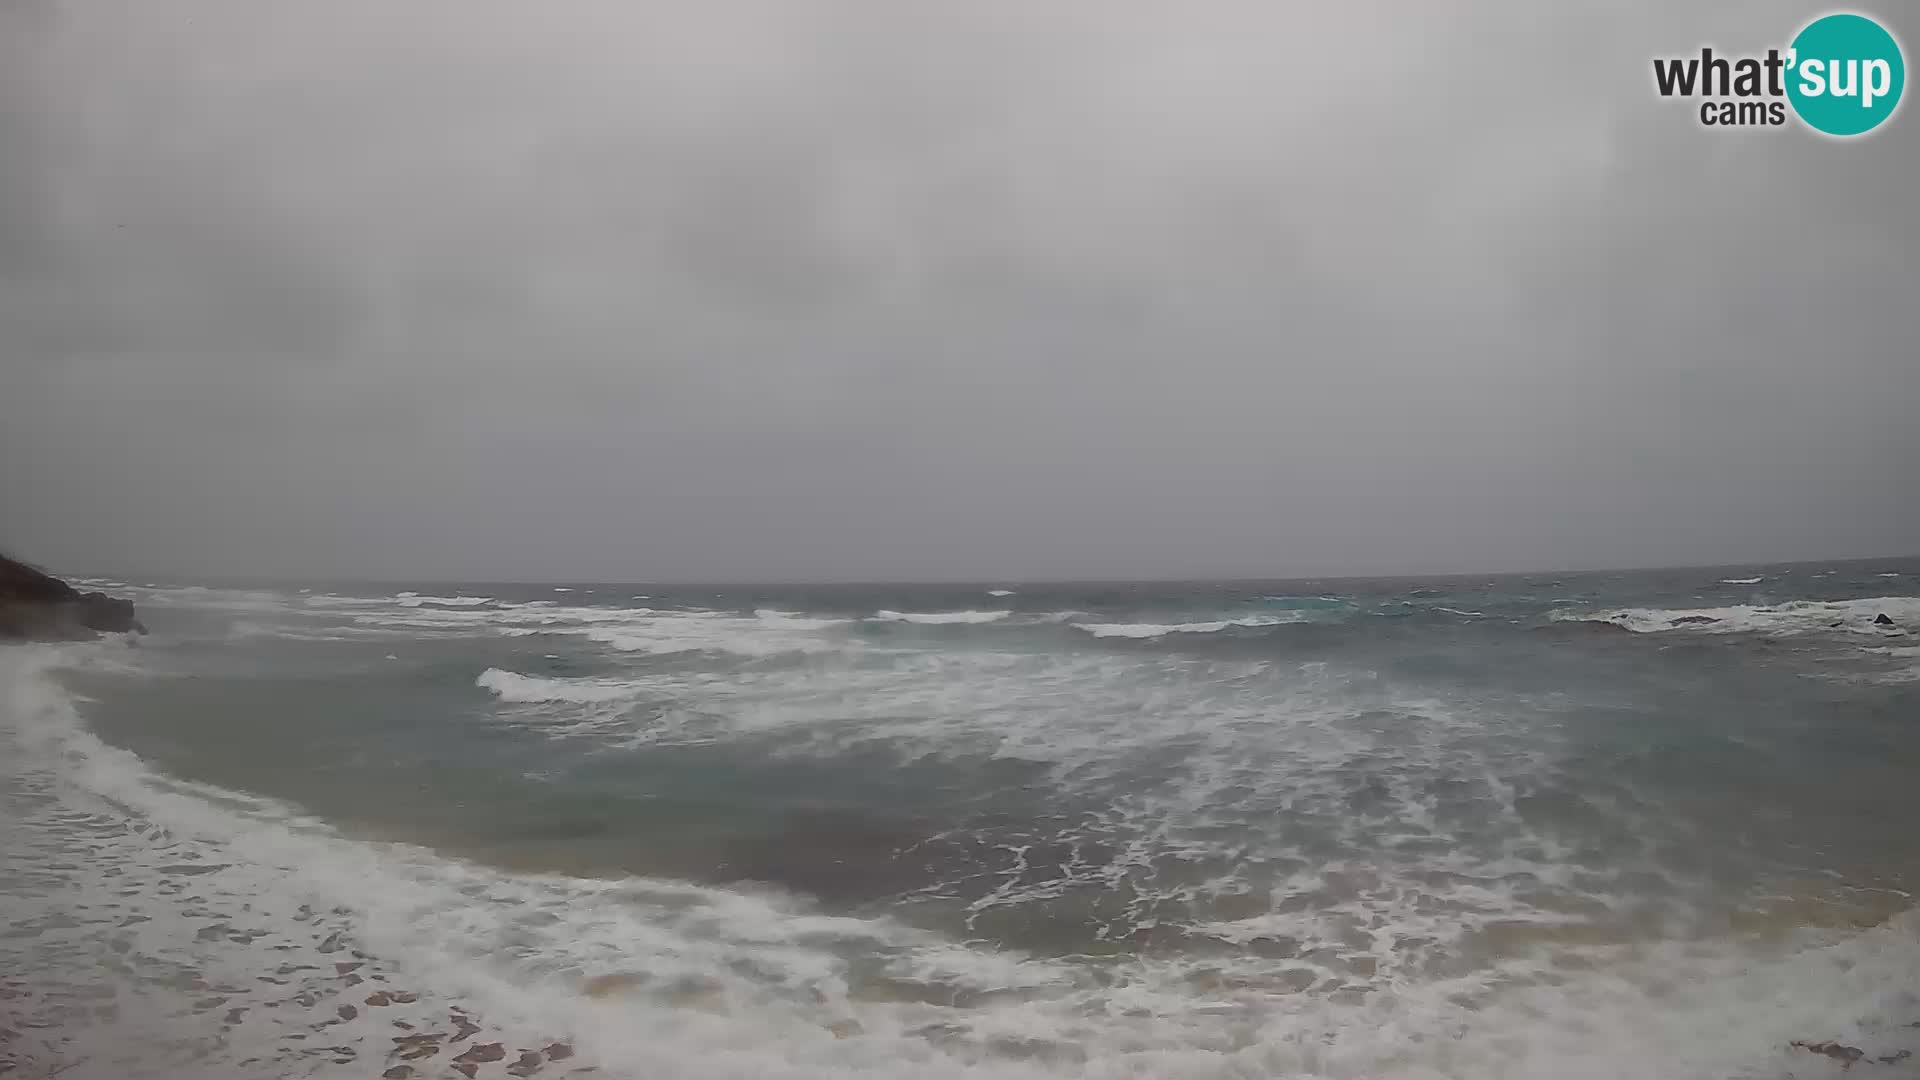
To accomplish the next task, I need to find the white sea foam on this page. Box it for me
[301,592,398,609]
[1558,595,1920,635]
[608,643,1790,1002]
[355,603,704,638]
[394,592,494,607]
[9,646,1920,1080]
[1720,577,1765,585]
[120,585,297,616]
[587,626,842,657]
[1074,614,1301,638]
[477,668,648,705]
[228,620,401,643]
[351,608,502,631]
[871,610,1011,625]
[348,600,854,658]
[753,609,853,631]
[164,586,856,662]
[986,589,1016,597]
[565,609,850,657]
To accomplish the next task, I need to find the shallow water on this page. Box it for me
[4,559,1920,1078]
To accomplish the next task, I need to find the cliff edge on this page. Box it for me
[0,552,145,640]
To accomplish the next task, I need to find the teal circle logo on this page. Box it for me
[1786,13,1905,136]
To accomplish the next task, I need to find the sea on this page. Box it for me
[4,558,1920,1080]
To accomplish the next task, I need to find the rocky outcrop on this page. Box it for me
[0,552,145,640]
[1789,1039,1914,1068]
[1790,1040,1864,1068]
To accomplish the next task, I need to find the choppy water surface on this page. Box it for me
[4,560,1920,1078]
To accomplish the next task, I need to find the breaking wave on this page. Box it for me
[10,559,1920,1080]
[870,610,1011,625]
[1558,595,1920,636]
[1073,613,1304,639]
[7,644,1920,1079]
[396,592,496,607]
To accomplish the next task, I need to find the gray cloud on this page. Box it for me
[3,0,1916,581]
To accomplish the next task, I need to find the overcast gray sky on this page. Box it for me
[2,0,1915,582]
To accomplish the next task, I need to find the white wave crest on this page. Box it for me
[1558,595,1920,635]
[301,593,396,609]
[10,647,1920,1080]
[396,592,495,607]
[1719,577,1764,585]
[871,609,1010,625]
[575,607,847,656]
[351,602,855,658]
[753,609,852,630]
[1075,614,1302,639]
[585,626,840,657]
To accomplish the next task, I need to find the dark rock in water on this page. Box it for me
[1669,615,1720,626]
[393,1034,441,1048]
[454,1042,506,1064]
[1881,1049,1913,1064]
[1875,613,1896,626]
[0,552,144,640]
[1790,1040,1865,1067]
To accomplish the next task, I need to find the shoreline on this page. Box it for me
[8,558,1920,1080]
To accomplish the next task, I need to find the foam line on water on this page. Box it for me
[1559,595,1919,635]
[1074,614,1304,638]
[871,610,1012,625]
[8,620,1920,1078]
